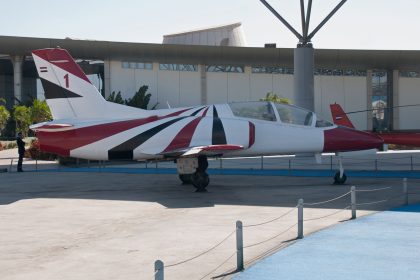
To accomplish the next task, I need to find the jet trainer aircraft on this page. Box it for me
[330,103,420,147]
[31,48,383,190]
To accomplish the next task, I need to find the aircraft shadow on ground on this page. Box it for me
[0,172,419,210]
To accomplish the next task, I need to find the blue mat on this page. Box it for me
[234,204,420,280]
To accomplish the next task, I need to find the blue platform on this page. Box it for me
[234,204,420,280]
[37,167,420,179]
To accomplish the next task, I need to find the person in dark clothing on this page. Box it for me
[16,132,25,172]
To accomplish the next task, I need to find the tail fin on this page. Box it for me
[32,48,107,120]
[330,103,355,129]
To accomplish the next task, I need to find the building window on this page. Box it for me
[371,70,392,131]
[252,66,294,74]
[122,61,153,70]
[314,68,367,76]
[206,65,244,73]
[400,71,420,78]
[159,63,197,71]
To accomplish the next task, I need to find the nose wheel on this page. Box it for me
[192,155,210,192]
[333,155,347,184]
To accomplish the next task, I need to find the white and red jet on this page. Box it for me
[31,48,383,190]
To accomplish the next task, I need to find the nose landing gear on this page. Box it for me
[333,156,347,184]
[177,155,210,192]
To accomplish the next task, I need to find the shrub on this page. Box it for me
[26,139,57,160]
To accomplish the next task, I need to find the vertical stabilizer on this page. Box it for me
[330,103,355,129]
[32,48,107,120]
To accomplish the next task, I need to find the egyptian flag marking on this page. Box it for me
[212,106,227,145]
[108,117,187,160]
[40,66,48,73]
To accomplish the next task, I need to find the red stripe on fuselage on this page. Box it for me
[36,108,193,156]
[37,116,159,156]
[163,117,202,152]
[32,48,92,84]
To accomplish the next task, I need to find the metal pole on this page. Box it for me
[351,186,356,219]
[154,260,164,280]
[261,156,264,170]
[36,159,38,171]
[410,156,413,171]
[330,155,333,170]
[288,159,291,174]
[374,159,378,171]
[298,199,304,239]
[220,158,223,169]
[236,220,244,271]
[403,178,408,206]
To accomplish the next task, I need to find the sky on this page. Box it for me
[1,0,419,50]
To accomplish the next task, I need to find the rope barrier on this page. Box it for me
[198,252,236,280]
[303,205,351,222]
[243,207,297,228]
[243,223,297,249]
[356,199,388,206]
[356,186,392,192]
[303,191,350,206]
[164,230,235,268]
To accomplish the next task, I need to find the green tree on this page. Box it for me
[106,91,124,104]
[0,105,10,136]
[260,92,291,104]
[125,85,154,109]
[13,105,31,137]
[31,99,52,124]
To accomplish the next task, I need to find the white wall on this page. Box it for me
[180,71,201,107]
[207,72,227,104]
[227,71,250,102]
[315,75,367,129]
[398,77,420,129]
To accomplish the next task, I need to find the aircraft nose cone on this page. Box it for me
[323,127,384,153]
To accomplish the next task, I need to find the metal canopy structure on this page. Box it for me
[259,0,347,110]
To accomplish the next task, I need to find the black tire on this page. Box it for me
[333,172,347,185]
[178,174,193,184]
[191,171,210,192]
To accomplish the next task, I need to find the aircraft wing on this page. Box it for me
[160,144,244,157]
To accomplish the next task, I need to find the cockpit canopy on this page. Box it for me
[228,101,333,127]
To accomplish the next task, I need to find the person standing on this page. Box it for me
[16,132,25,172]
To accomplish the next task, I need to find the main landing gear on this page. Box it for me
[333,156,347,185]
[177,155,210,192]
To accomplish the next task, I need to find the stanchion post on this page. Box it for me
[220,158,223,169]
[403,178,408,206]
[298,199,303,239]
[261,156,264,170]
[351,186,356,219]
[236,220,244,271]
[154,260,164,280]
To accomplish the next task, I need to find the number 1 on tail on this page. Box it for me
[64,74,69,88]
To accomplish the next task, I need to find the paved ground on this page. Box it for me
[234,204,420,280]
[1,149,420,279]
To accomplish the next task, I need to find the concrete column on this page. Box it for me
[200,64,207,105]
[392,70,400,130]
[294,44,314,111]
[12,56,24,104]
[366,70,373,131]
[103,59,111,98]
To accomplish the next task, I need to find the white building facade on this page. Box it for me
[1,36,420,132]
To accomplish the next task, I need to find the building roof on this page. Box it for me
[0,35,420,70]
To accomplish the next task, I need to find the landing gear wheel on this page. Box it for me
[191,171,210,192]
[333,172,347,185]
[179,174,192,184]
